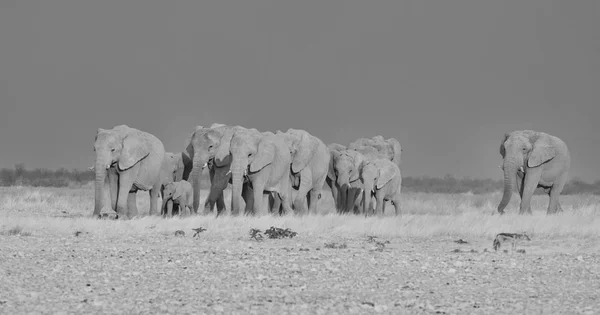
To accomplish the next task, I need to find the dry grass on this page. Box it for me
[1,186,600,240]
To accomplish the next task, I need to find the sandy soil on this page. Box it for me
[2,225,600,314]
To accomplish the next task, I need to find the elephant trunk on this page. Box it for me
[497,157,519,214]
[191,154,208,214]
[336,175,349,213]
[93,160,108,217]
[230,156,247,215]
[363,179,374,215]
[161,197,169,216]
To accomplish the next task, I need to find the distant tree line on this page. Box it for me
[1,164,599,195]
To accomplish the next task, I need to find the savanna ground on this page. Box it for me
[1,186,600,314]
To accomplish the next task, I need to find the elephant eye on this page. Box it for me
[111,148,116,152]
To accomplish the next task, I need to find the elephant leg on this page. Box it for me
[116,173,136,219]
[251,182,266,216]
[520,169,542,215]
[294,170,311,215]
[148,182,161,216]
[326,177,342,213]
[308,189,320,215]
[270,193,282,214]
[127,192,138,218]
[216,191,226,214]
[107,167,119,211]
[167,199,173,217]
[242,183,254,215]
[391,195,402,216]
[547,177,567,215]
[375,191,385,216]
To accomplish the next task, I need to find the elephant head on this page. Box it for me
[360,159,398,214]
[277,128,320,174]
[497,130,558,214]
[161,182,180,216]
[214,128,275,214]
[93,125,154,215]
[330,149,365,213]
[163,152,185,183]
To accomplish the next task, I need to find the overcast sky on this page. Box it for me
[0,0,598,181]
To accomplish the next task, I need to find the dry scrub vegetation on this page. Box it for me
[1,186,600,240]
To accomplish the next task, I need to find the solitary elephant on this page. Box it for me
[276,128,330,215]
[93,125,166,219]
[360,158,402,216]
[161,180,193,217]
[497,130,570,215]
[215,128,294,216]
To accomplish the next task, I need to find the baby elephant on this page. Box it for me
[161,180,193,217]
[360,158,402,216]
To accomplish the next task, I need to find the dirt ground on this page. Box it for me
[2,228,600,314]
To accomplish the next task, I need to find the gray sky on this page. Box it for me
[1,0,598,181]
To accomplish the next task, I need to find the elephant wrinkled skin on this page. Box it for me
[215,128,293,216]
[187,124,254,215]
[276,128,330,215]
[93,125,165,219]
[361,158,402,216]
[497,130,570,215]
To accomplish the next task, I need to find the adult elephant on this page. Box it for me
[329,148,367,214]
[276,128,330,215]
[214,128,293,216]
[93,125,165,219]
[187,124,255,215]
[326,143,349,213]
[497,130,570,215]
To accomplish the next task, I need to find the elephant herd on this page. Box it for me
[92,124,571,219]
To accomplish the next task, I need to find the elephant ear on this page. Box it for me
[250,137,275,172]
[291,132,318,174]
[349,151,364,182]
[499,133,509,157]
[528,136,556,168]
[327,150,340,179]
[214,128,235,163]
[119,133,150,170]
[172,183,183,200]
[376,161,398,190]
[173,153,185,181]
[388,138,402,166]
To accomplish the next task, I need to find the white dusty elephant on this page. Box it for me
[275,128,330,215]
[93,125,165,219]
[497,130,571,215]
[326,143,348,213]
[214,128,294,216]
[328,148,368,214]
[360,158,402,216]
[161,180,193,217]
[187,123,254,215]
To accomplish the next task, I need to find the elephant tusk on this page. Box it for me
[498,165,503,170]
[203,163,208,168]
[226,169,231,175]
[519,166,525,173]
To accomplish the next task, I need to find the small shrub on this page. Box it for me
[324,242,347,249]
[1,225,31,236]
[264,227,297,239]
